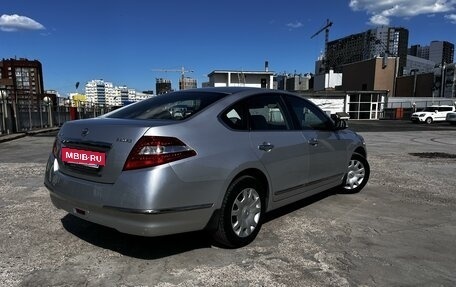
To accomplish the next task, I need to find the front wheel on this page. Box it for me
[340,153,370,193]
[212,175,264,248]
[425,117,433,124]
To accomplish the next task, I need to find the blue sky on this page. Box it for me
[1,0,456,95]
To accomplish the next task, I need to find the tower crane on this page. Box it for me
[311,19,333,73]
[152,66,195,91]
[152,66,194,81]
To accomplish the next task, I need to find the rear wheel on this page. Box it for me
[212,175,264,248]
[425,117,433,124]
[340,153,370,193]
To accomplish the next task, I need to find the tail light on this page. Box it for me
[52,138,58,157]
[123,136,196,171]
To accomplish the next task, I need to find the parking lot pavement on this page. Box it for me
[1,128,455,286]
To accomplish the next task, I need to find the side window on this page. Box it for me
[285,95,331,130]
[220,102,248,130]
[246,95,289,131]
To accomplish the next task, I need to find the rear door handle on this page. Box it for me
[308,138,318,146]
[258,142,274,152]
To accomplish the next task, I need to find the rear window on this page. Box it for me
[104,91,228,120]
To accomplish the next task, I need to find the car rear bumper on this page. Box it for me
[48,188,214,236]
[44,155,220,237]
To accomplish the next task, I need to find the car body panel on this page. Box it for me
[44,87,367,237]
[446,112,456,124]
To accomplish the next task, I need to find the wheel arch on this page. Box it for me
[230,168,270,209]
[204,168,270,232]
[353,146,367,159]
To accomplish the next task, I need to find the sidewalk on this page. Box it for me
[0,127,59,143]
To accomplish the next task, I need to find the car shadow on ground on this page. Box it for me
[263,189,335,224]
[61,189,337,259]
[61,214,212,260]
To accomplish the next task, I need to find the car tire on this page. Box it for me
[340,153,370,194]
[212,175,264,248]
[425,117,433,124]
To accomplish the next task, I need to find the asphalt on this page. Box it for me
[0,120,455,286]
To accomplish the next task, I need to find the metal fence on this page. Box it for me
[380,99,456,120]
[1,101,112,135]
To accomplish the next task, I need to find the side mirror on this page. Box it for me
[331,112,349,130]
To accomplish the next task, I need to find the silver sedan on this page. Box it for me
[44,87,369,248]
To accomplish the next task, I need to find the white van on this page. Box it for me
[411,105,456,124]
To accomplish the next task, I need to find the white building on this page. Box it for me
[129,90,153,102]
[313,69,342,91]
[85,80,146,106]
[207,70,274,89]
[85,80,111,105]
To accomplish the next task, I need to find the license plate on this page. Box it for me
[61,147,106,167]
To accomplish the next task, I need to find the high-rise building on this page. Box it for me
[0,58,45,110]
[429,41,454,65]
[409,41,454,66]
[85,80,138,106]
[409,44,430,60]
[85,79,108,105]
[325,27,409,76]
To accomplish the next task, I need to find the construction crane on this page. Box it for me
[311,19,333,73]
[152,66,194,81]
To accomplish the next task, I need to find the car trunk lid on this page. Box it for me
[56,117,172,184]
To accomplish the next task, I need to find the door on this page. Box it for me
[370,103,378,119]
[284,95,348,189]
[245,94,310,200]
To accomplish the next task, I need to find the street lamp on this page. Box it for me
[0,90,9,134]
[43,96,53,127]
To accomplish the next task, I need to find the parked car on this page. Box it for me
[446,111,456,125]
[44,87,369,248]
[411,105,456,124]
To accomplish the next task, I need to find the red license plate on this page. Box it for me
[61,147,106,167]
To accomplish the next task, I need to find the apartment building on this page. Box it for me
[0,58,45,110]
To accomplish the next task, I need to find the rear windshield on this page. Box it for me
[104,91,228,120]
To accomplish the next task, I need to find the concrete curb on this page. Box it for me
[0,127,59,143]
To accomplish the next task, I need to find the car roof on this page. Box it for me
[182,86,264,95]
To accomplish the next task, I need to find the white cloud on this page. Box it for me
[370,14,390,25]
[349,0,456,25]
[445,13,456,23]
[0,14,45,32]
[286,21,303,29]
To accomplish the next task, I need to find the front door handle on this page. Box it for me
[258,142,274,152]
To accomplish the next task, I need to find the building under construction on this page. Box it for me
[179,77,197,90]
[155,78,172,95]
[325,27,409,76]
